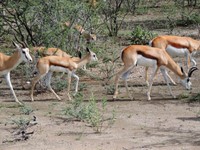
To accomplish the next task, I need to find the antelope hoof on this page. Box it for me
[113,95,117,99]
[67,94,72,101]
[147,92,151,100]
[72,92,77,97]
[16,101,23,105]
[171,81,177,86]
[57,96,61,101]
[31,97,34,102]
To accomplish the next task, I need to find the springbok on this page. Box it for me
[0,42,32,104]
[30,48,98,101]
[145,35,200,85]
[113,45,198,100]
[20,47,81,89]
[65,21,97,43]
[31,46,81,62]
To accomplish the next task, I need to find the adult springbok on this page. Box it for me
[0,42,32,104]
[30,48,98,101]
[113,45,198,100]
[145,35,200,85]
[20,47,81,89]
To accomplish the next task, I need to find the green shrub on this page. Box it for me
[12,117,31,128]
[131,25,156,45]
[20,105,33,115]
[188,93,200,102]
[177,13,200,26]
[62,93,115,133]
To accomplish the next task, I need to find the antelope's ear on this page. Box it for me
[12,41,21,50]
[77,51,82,59]
[181,66,184,73]
[180,66,187,76]
[86,47,90,53]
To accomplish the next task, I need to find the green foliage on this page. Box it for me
[12,117,30,128]
[188,93,200,102]
[105,84,115,95]
[20,105,33,115]
[1,0,99,51]
[135,6,149,15]
[51,74,67,92]
[177,13,200,26]
[178,92,190,99]
[131,25,156,45]
[62,93,115,133]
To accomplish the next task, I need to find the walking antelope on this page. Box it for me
[145,35,200,85]
[0,42,32,104]
[30,48,98,101]
[113,45,198,100]
[21,47,81,89]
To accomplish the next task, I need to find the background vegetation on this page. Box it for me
[0,0,200,99]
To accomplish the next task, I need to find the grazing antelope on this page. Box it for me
[0,42,32,104]
[30,48,98,101]
[145,35,200,85]
[150,35,200,67]
[113,45,198,100]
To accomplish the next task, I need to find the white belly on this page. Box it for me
[137,55,157,67]
[166,45,188,57]
[50,66,70,73]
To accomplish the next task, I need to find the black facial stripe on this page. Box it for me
[23,52,29,60]
[187,78,190,82]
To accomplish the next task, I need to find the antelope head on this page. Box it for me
[13,41,33,63]
[180,66,198,90]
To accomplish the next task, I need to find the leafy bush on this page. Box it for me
[12,117,31,128]
[20,105,33,115]
[188,93,200,103]
[131,25,156,45]
[177,13,200,26]
[62,93,115,133]
[51,73,67,92]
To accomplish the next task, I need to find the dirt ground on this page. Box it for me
[0,52,200,150]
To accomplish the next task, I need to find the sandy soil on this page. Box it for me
[0,53,200,150]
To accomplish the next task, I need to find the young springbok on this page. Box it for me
[0,42,32,104]
[65,22,97,44]
[113,45,198,100]
[30,48,98,101]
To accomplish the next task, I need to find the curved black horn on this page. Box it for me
[21,41,29,48]
[188,66,198,77]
